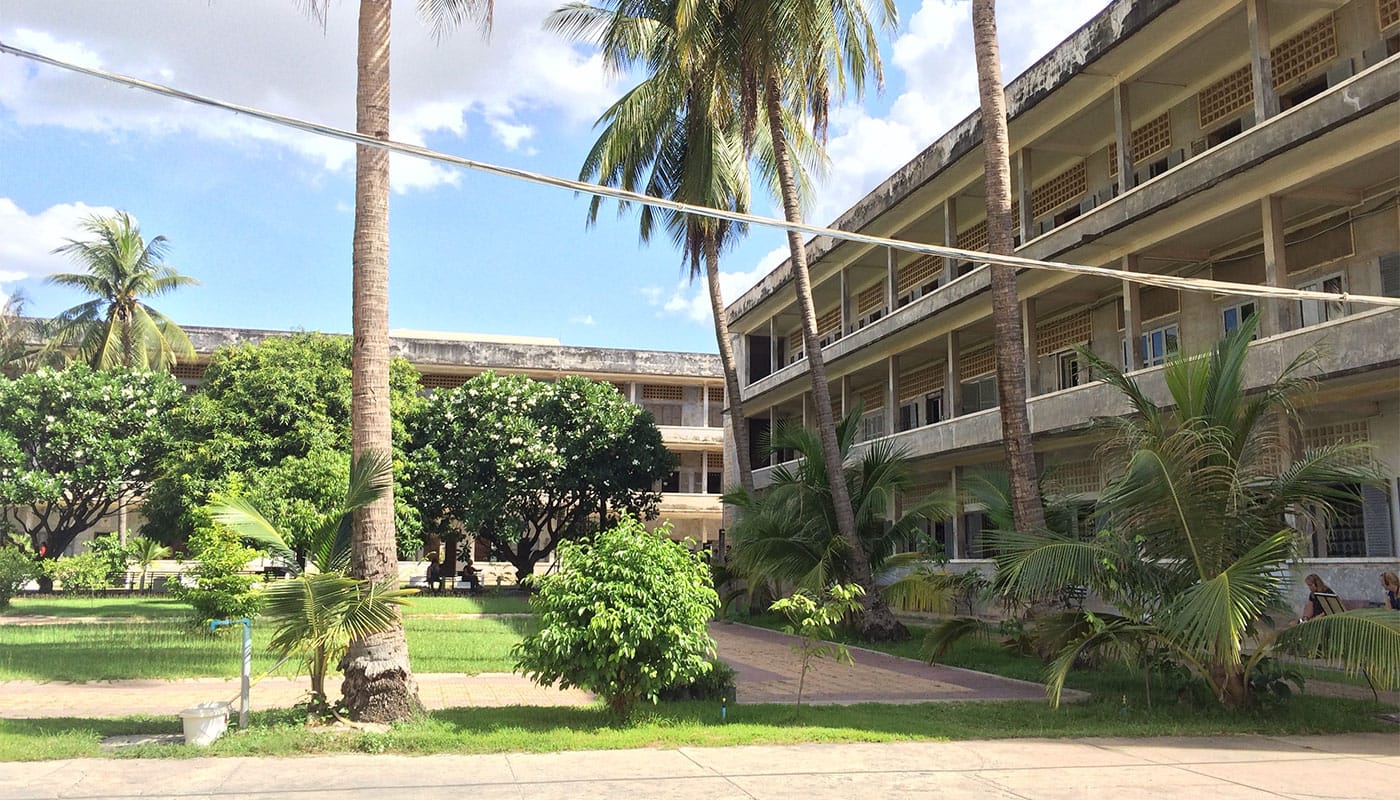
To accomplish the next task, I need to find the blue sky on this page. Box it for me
[0,0,1103,354]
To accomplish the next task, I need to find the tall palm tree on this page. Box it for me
[0,292,61,378]
[970,0,1046,537]
[551,1,819,492]
[299,0,493,723]
[732,0,906,639]
[992,317,1399,707]
[47,212,197,370]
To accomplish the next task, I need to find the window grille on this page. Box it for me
[962,346,996,378]
[641,384,684,401]
[419,372,468,390]
[707,386,725,402]
[856,285,885,316]
[816,308,841,339]
[898,255,941,296]
[1384,0,1400,30]
[898,363,944,402]
[1031,160,1087,218]
[1198,66,1253,128]
[1044,459,1100,496]
[1272,15,1337,88]
[957,201,1017,254]
[858,384,885,411]
[1036,310,1092,356]
[1304,420,1371,466]
[1108,113,1172,176]
[171,362,207,381]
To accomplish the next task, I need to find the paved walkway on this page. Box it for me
[1,734,1394,799]
[0,622,1064,719]
[713,622,1060,704]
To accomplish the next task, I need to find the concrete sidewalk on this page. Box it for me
[1,734,1394,799]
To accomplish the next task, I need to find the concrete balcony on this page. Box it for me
[739,56,1400,409]
[656,425,725,450]
[657,492,724,518]
[755,308,1400,486]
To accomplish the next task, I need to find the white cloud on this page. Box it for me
[0,198,119,295]
[0,0,619,193]
[570,314,596,326]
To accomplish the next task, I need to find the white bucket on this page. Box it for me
[179,702,229,746]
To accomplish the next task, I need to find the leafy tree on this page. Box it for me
[87,533,135,585]
[993,318,1400,707]
[405,372,674,581]
[141,334,424,555]
[970,0,1047,540]
[0,366,183,558]
[0,535,38,608]
[297,0,494,723]
[770,583,864,712]
[513,515,719,720]
[722,407,952,592]
[46,211,198,370]
[168,525,263,622]
[209,451,415,713]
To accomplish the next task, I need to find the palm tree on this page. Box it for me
[731,0,905,639]
[723,407,953,591]
[0,292,63,378]
[129,536,172,592]
[298,0,492,723]
[970,0,1046,537]
[992,317,1400,707]
[47,212,198,370]
[210,451,414,712]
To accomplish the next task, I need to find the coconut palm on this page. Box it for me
[550,0,820,492]
[991,317,1400,707]
[209,450,414,712]
[730,0,905,639]
[0,292,64,378]
[970,0,1046,537]
[129,537,172,593]
[722,407,953,592]
[297,0,492,723]
[47,212,198,371]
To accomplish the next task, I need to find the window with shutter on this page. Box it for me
[1362,483,1395,558]
[1379,253,1400,298]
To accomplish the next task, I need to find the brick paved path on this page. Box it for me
[711,622,1061,704]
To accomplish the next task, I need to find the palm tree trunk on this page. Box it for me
[340,0,420,723]
[971,0,1047,536]
[704,235,753,492]
[763,72,906,642]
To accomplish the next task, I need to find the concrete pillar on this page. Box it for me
[627,381,638,404]
[1022,297,1041,396]
[802,391,811,429]
[701,450,710,494]
[1246,0,1279,123]
[1113,82,1135,190]
[1017,148,1035,242]
[840,375,851,419]
[768,317,779,370]
[768,406,777,466]
[945,330,962,419]
[944,196,960,284]
[839,268,851,335]
[947,467,962,560]
[1122,257,1144,370]
[886,246,898,311]
[1261,194,1290,336]
[886,356,899,436]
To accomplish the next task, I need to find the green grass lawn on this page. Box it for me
[0,694,1391,762]
[0,616,537,682]
[2,592,533,619]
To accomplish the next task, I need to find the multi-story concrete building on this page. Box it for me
[169,326,731,553]
[724,0,1400,603]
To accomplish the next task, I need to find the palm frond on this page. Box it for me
[1269,609,1400,689]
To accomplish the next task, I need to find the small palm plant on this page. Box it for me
[994,317,1400,707]
[208,451,414,712]
[129,537,172,592]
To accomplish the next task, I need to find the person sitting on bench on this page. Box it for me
[459,559,481,592]
[426,553,445,593]
[1297,573,1339,623]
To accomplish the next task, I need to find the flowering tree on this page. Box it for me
[0,366,183,557]
[406,372,674,581]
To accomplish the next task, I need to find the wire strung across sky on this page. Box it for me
[3,41,1398,312]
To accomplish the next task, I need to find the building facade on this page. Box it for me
[724,0,1400,605]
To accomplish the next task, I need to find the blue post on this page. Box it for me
[210,618,252,730]
[721,696,727,723]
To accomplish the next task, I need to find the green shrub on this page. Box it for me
[87,533,135,585]
[513,515,719,720]
[48,551,112,593]
[659,659,737,702]
[169,526,262,622]
[0,546,38,608]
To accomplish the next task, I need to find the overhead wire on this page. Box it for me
[2,41,1399,311]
